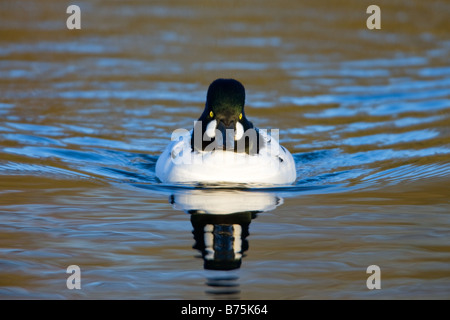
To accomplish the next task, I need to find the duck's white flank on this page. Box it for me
[156,129,296,185]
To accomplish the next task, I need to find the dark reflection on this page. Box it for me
[169,189,282,297]
[190,211,255,270]
[205,275,240,297]
[169,189,282,270]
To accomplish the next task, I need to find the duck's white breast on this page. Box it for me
[156,131,296,185]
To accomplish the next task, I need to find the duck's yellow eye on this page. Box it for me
[239,113,243,120]
[209,111,214,118]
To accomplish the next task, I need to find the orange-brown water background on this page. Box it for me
[0,0,449,299]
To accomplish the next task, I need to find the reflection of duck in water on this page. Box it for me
[190,212,253,270]
[169,189,282,270]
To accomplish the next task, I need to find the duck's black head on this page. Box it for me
[192,79,258,153]
[206,78,245,127]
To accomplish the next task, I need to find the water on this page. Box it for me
[1,0,449,299]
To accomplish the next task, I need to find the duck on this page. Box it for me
[155,78,296,185]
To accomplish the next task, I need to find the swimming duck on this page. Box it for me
[155,78,296,185]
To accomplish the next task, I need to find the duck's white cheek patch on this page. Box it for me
[205,120,217,138]
[235,122,244,141]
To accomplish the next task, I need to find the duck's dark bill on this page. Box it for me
[216,121,236,150]
[191,121,262,155]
